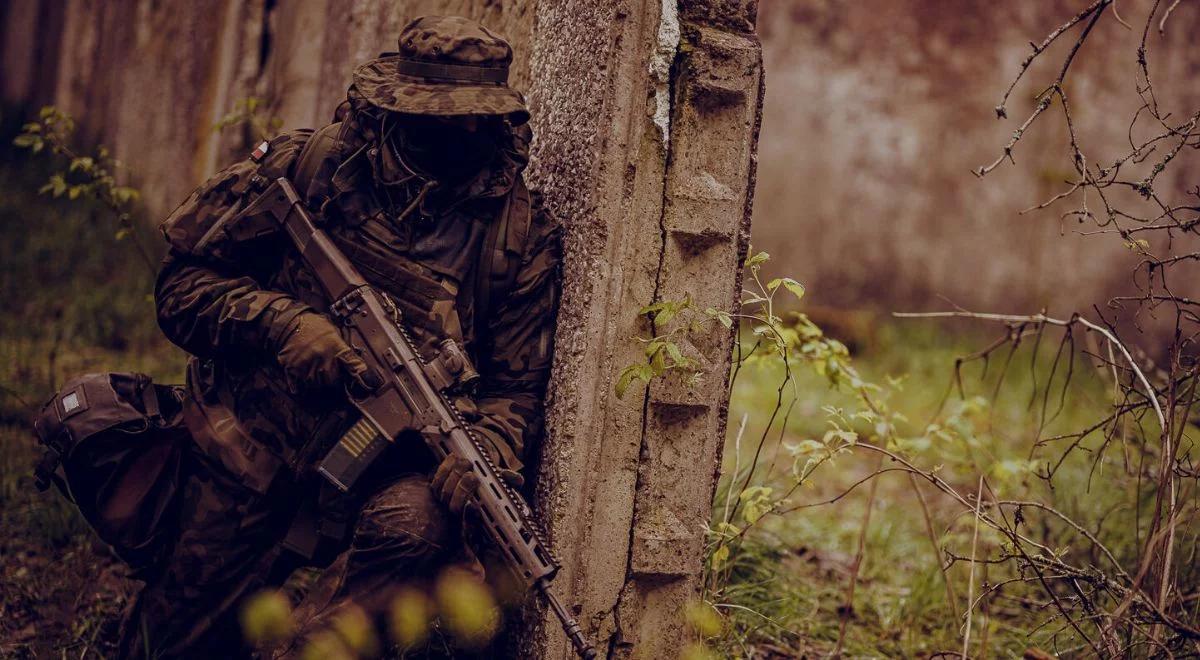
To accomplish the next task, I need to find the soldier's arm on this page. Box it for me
[468,201,563,475]
[155,131,314,359]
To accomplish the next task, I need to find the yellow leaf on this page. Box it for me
[684,601,723,638]
[711,544,730,571]
[300,631,353,660]
[389,588,433,648]
[331,604,378,656]
[435,567,499,649]
[239,589,294,645]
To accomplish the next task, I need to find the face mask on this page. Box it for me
[390,115,501,183]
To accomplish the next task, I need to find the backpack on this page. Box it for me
[32,372,187,569]
[291,121,532,353]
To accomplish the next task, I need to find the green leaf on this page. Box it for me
[740,485,774,524]
[710,544,730,571]
[716,311,732,328]
[745,251,769,267]
[779,278,805,300]
[655,306,677,327]
[644,338,663,357]
[12,134,36,148]
[615,365,641,398]
[639,301,669,316]
[712,522,738,537]
[784,439,826,456]
[823,429,858,445]
[650,345,667,375]
[40,174,67,197]
[664,341,685,366]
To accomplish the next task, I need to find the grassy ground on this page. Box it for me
[711,315,1187,658]
[0,134,183,658]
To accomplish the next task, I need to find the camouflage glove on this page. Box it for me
[431,443,524,515]
[274,311,380,395]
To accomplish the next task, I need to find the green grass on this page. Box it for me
[710,318,1189,658]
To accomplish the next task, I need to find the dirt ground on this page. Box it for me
[0,429,135,658]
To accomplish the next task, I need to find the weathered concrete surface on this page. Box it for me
[2,0,265,216]
[1,1,763,656]
[525,1,761,656]
[753,0,1200,314]
[0,0,534,219]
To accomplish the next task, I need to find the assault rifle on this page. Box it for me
[241,178,597,659]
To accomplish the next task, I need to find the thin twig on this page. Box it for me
[834,452,886,657]
[962,475,985,659]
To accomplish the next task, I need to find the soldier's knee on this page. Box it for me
[351,474,452,566]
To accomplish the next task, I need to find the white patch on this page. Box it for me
[251,140,270,161]
[62,392,80,413]
[650,0,680,147]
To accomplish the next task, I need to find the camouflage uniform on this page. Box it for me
[120,16,561,658]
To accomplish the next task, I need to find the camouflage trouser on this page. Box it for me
[117,450,457,659]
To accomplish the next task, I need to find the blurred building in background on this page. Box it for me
[754,0,1199,317]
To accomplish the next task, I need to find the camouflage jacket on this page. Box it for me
[155,118,560,494]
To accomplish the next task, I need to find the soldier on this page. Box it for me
[121,15,561,658]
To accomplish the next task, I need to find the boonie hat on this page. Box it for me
[353,15,529,125]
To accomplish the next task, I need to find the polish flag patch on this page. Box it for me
[250,140,270,162]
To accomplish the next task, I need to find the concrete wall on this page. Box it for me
[525,1,761,656]
[1,1,763,657]
[0,0,535,219]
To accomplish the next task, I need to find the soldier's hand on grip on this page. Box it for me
[431,450,525,515]
[275,311,379,394]
[432,454,481,515]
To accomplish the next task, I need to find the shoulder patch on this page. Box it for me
[250,141,270,163]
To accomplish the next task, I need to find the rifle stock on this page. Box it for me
[239,178,597,659]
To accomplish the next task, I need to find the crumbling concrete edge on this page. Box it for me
[650,0,680,147]
[523,0,764,658]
